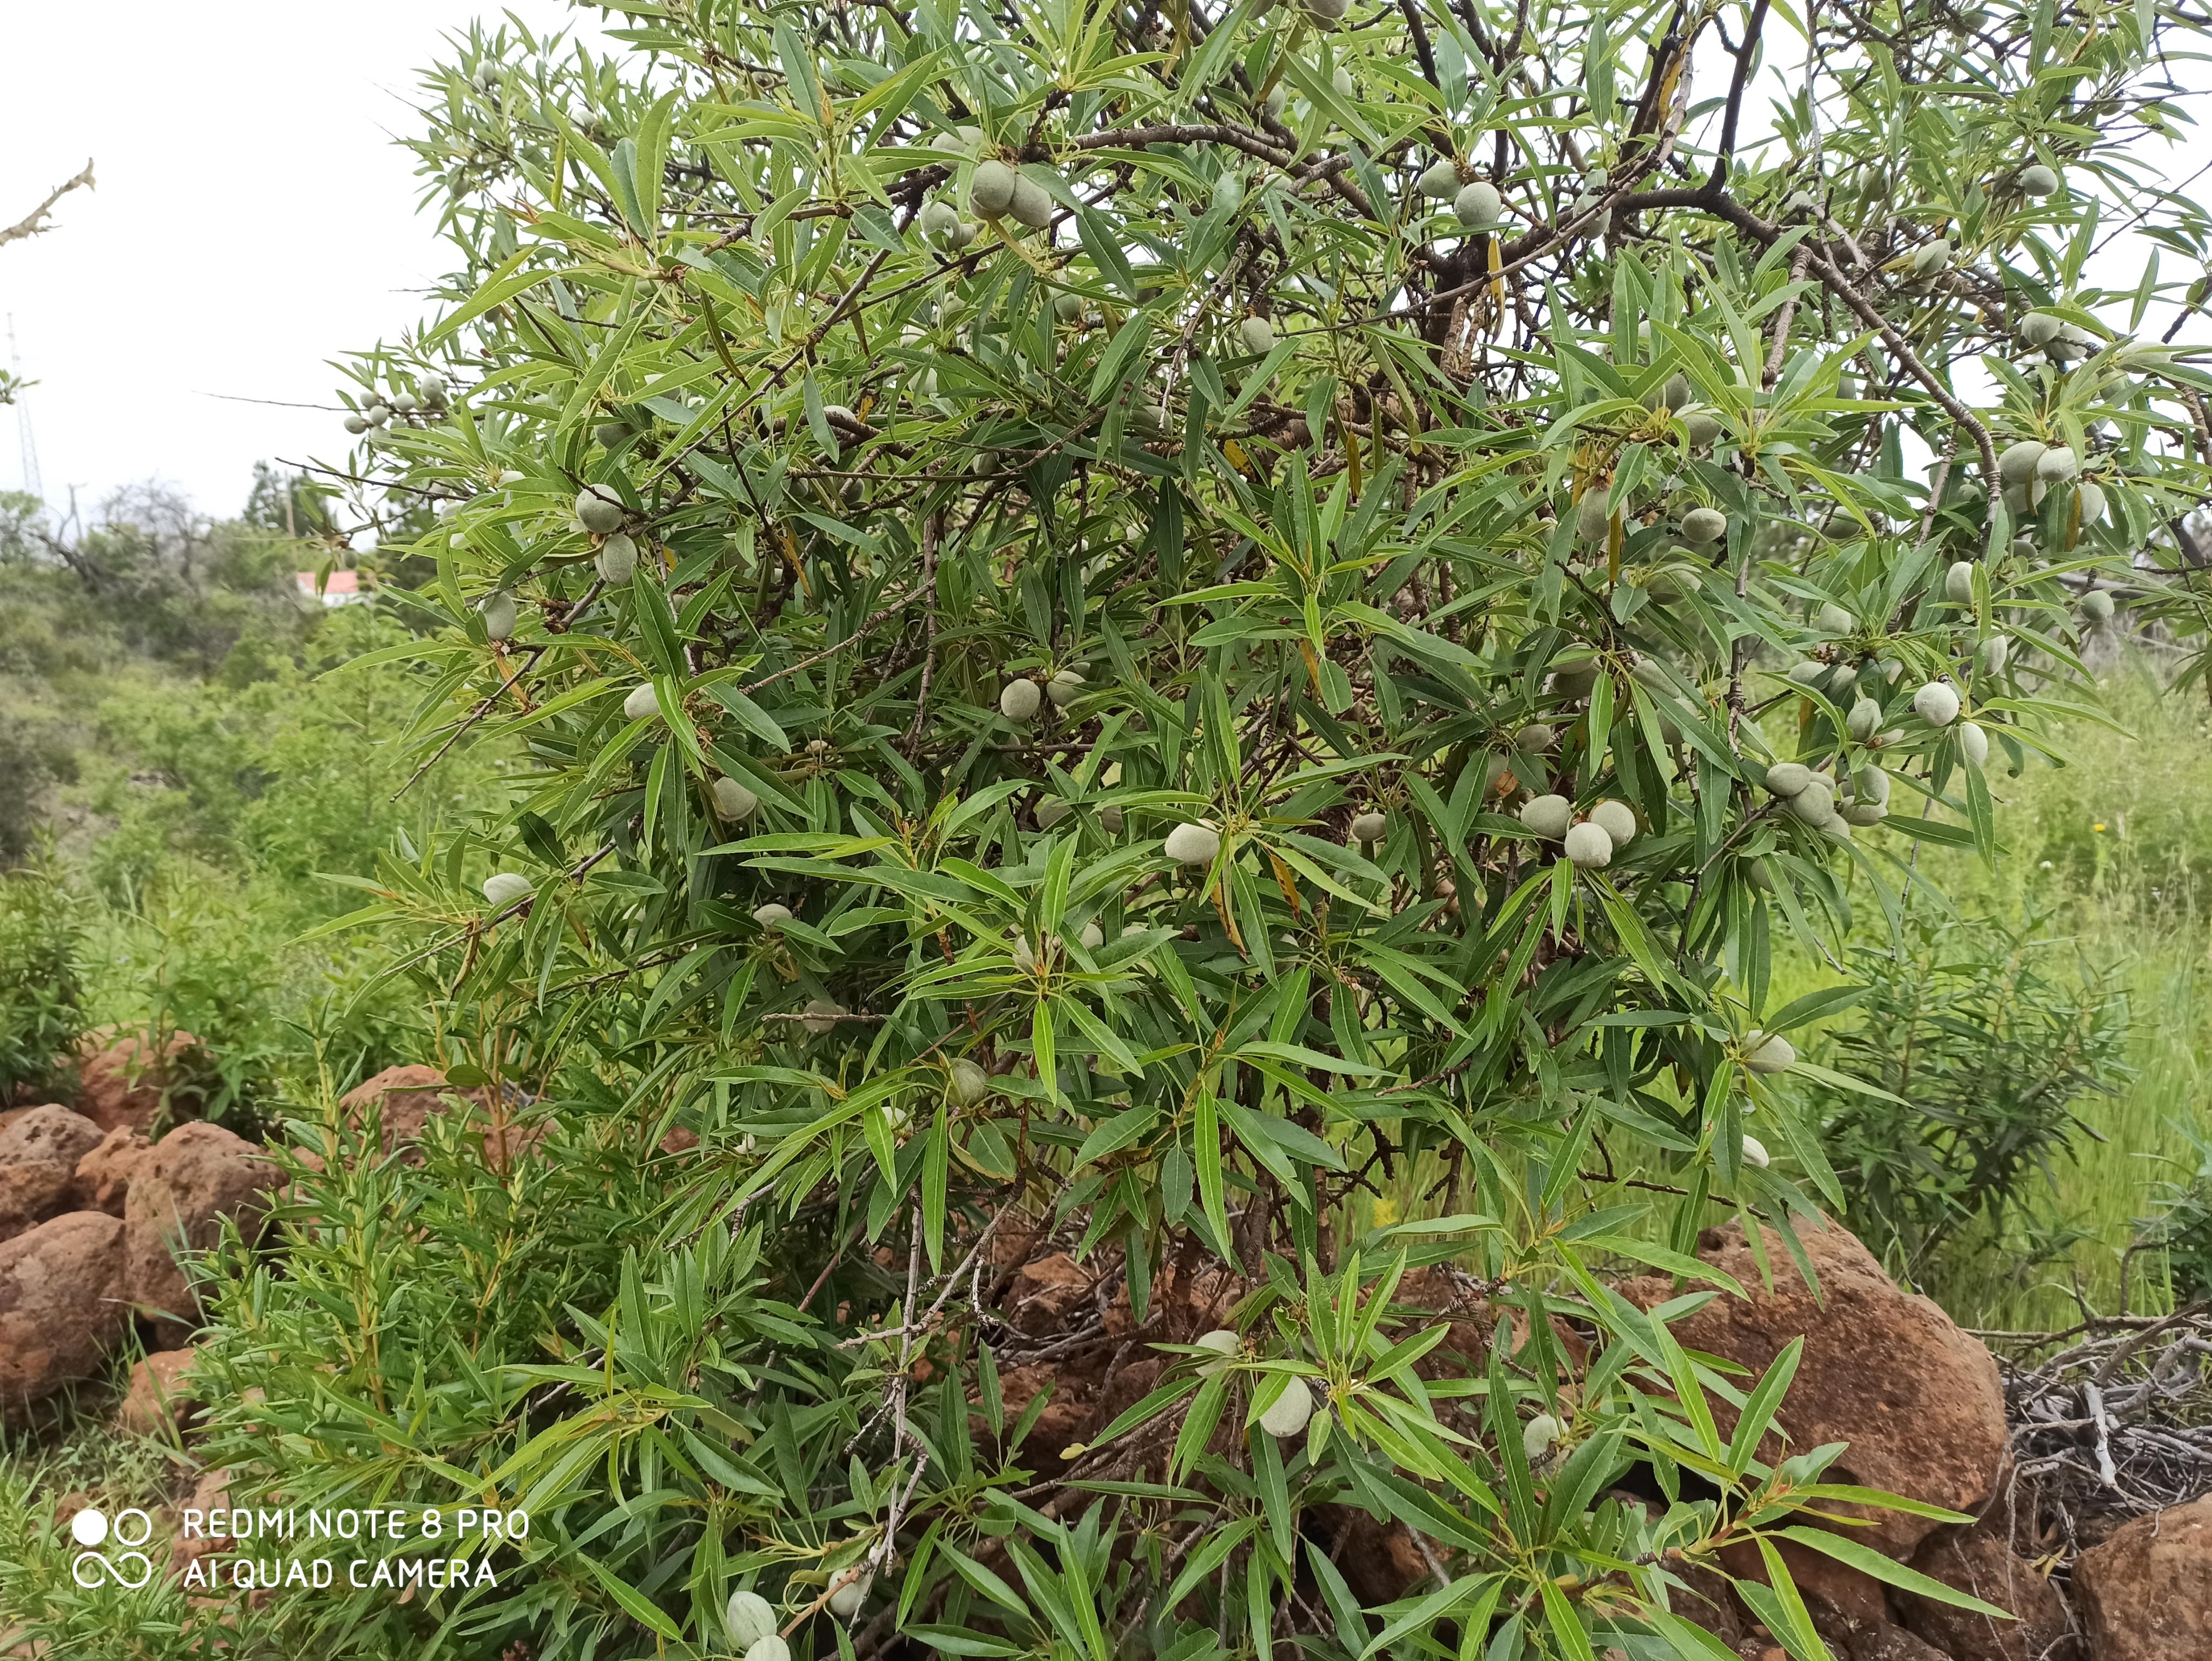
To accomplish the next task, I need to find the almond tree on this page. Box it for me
[225,0,2209,1655]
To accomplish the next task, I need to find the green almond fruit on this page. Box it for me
[969,159,1017,218]
[2020,312,2063,348]
[2020,163,2060,196]
[1418,159,1461,199]
[1239,315,1276,354]
[576,487,626,534]
[1681,506,1727,544]
[596,533,638,585]
[1997,438,2046,484]
[1945,559,1977,604]
[1008,174,1055,231]
[1453,180,1502,228]
[1518,793,1572,839]
[1563,821,1613,869]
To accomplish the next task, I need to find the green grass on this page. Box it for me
[1796,661,2212,1328]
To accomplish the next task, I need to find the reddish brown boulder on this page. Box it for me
[73,1125,152,1214]
[73,1027,204,1134]
[1903,1520,2076,1660]
[119,1347,203,1438]
[0,1210,129,1425]
[0,1104,105,1242]
[2073,1496,2212,1660]
[1622,1217,2006,1560]
[323,1063,543,1170]
[123,1122,282,1345]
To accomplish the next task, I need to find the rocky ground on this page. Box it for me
[3,1044,2205,1657]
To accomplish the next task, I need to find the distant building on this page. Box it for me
[297,569,368,607]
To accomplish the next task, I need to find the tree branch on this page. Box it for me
[0,160,95,250]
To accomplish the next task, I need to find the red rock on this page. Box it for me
[1622,1217,2006,1560]
[2073,1495,2212,1661]
[1903,1520,2077,1661]
[0,1104,104,1242]
[119,1347,202,1438]
[325,1063,542,1170]
[123,1122,282,1347]
[71,1027,205,1134]
[73,1124,152,1214]
[0,1211,129,1426]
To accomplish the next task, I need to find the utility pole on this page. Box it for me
[6,314,41,503]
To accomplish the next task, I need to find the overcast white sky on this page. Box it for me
[0,0,594,521]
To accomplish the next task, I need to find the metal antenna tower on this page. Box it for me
[7,314,42,502]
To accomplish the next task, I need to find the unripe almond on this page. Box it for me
[950,1058,991,1105]
[1681,409,1723,448]
[1816,601,1855,634]
[1589,799,1637,848]
[1046,667,1086,707]
[969,160,1016,218]
[920,200,962,244]
[1563,820,1613,868]
[1453,180,1502,228]
[1100,805,1125,833]
[1078,921,1105,949]
[2020,163,2060,195]
[1007,174,1055,231]
[1513,722,1556,753]
[596,531,638,584]
[1764,762,1813,797]
[1417,159,1460,199]
[800,998,846,1036]
[749,1634,793,1661]
[1913,680,1961,726]
[1743,1030,1796,1073]
[1846,698,1881,740]
[2020,313,2063,348]
[1034,797,1072,829]
[1853,764,1891,807]
[624,682,661,723]
[1681,506,1726,544]
[1522,1412,1562,1460]
[827,1574,872,1620]
[480,591,517,640]
[576,485,626,534]
[713,777,760,821]
[2077,481,2106,524]
[2035,445,2079,483]
[1997,439,2046,484]
[1958,720,1990,768]
[1575,490,1611,544]
[999,678,1042,723]
[1945,559,1976,604]
[726,1590,778,1650]
[2082,589,2115,622]
[1259,1375,1315,1437]
[1349,810,1388,843]
[1518,793,1572,839]
[1165,821,1221,865]
[1239,316,1276,355]
[483,871,533,908]
[1193,1328,1240,1376]
[1741,1134,1772,1168]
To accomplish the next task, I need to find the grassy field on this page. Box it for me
[1848,661,2212,1328]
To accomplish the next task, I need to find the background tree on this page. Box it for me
[108,0,2212,1656]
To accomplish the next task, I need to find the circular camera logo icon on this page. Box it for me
[70,1507,154,1588]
